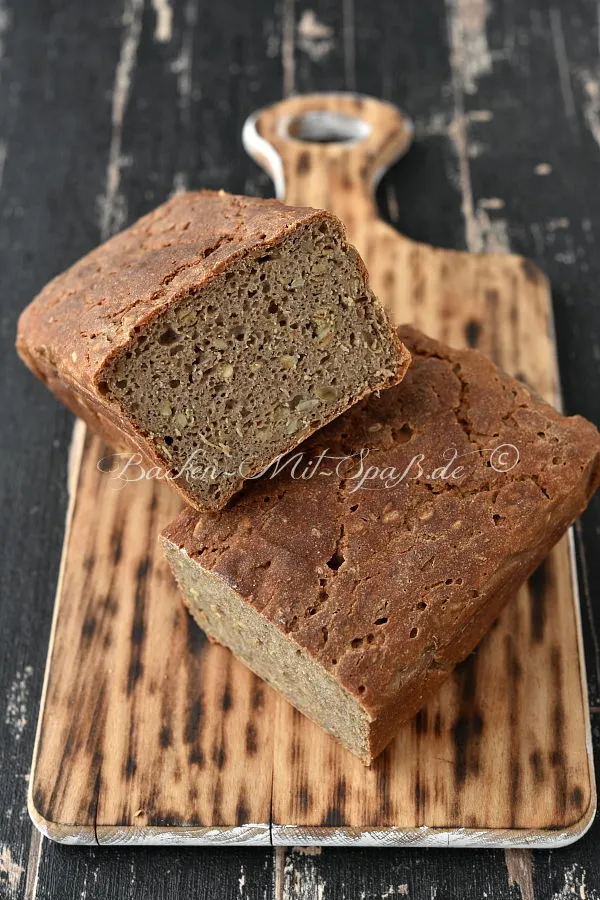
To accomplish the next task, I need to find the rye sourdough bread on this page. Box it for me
[16,191,410,511]
[161,325,600,764]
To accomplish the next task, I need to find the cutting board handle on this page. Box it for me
[242,93,413,221]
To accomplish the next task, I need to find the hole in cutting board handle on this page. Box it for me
[285,110,372,145]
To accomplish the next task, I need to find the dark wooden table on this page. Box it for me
[2,0,600,897]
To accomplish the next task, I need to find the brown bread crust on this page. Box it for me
[16,190,409,509]
[162,326,600,762]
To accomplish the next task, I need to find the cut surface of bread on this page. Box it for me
[161,326,600,763]
[16,191,410,510]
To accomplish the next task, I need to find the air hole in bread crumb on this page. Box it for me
[410,627,419,638]
[358,684,366,694]
[375,616,388,625]
[350,637,363,649]
[393,423,413,443]
[97,381,109,395]
[416,602,427,611]
[158,327,180,345]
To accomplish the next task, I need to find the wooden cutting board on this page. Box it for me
[29,93,595,847]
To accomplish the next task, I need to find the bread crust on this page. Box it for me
[162,326,600,762]
[16,190,409,509]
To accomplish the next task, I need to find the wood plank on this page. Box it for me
[0,0,136,890]
[1,0,600,896]
[27,90,594,848]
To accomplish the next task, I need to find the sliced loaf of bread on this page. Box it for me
[17,191,410,510]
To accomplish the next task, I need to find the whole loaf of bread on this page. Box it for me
[162,326,600,763]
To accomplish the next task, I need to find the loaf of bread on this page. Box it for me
[16,191,410,510]
[161,326,600,763]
